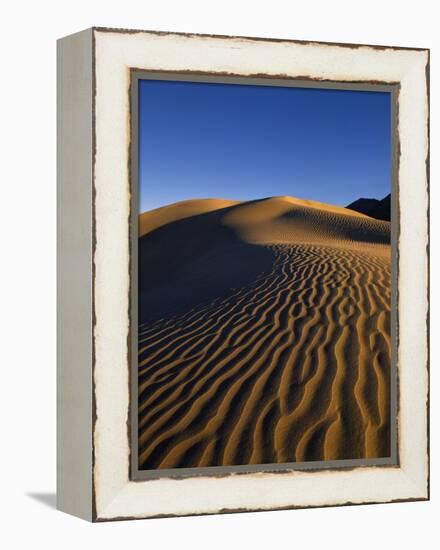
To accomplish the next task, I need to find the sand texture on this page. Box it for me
[138,197,391,469]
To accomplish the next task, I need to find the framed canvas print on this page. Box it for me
[57,27,429,521]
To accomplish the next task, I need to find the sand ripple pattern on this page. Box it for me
[138,241,391,469]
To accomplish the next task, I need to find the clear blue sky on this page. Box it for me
[138,79,391,213]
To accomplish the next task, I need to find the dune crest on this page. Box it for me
[138,195,392,469]
[222,196,390,249]
[139,198,239,237]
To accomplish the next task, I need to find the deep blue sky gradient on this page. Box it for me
[138,79,390,213]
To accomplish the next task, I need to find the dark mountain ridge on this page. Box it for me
[346,194,391,221]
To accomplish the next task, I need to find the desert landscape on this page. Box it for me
[137,195,391,470]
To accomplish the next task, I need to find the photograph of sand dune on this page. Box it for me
[134,77,395,473]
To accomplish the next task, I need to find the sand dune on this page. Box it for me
[139,198,240,237]
[138,196,391,469]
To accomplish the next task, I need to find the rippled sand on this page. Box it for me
[138,197,391,469]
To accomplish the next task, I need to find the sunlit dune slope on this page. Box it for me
[140,195,390,247]
[139,198,240,237]
[223,196,390,249]
[137,196,392,469]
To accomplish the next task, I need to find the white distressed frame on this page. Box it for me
[60,28,429,521]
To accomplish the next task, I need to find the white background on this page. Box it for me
[0,1,437,548]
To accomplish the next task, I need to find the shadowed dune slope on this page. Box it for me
[138,196,392,469]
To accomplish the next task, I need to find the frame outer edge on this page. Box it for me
[425,49,430,501]
[57,27,94,522]
[89,29,429,521]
